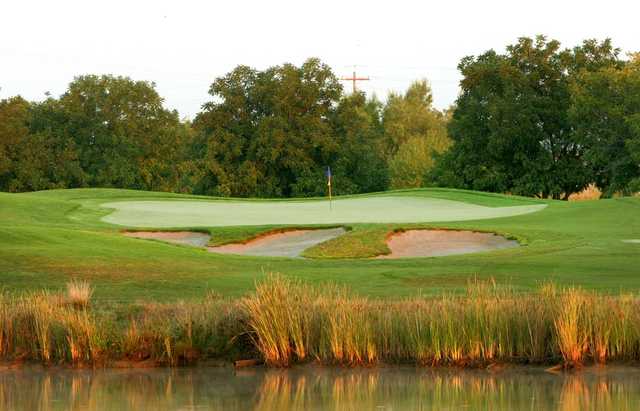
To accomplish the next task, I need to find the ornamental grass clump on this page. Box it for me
[65,279,94,309]
[0,291,104,364]
[241,275,318,366]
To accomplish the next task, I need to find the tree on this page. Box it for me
[0,96,30,190]
[382,80,450,189]
[27,98,85,190]
[0,96,85,192]
[58,75,188,191]
[194,58,343,197]
[570,53,640,196]
[330,92,388,194]
[435,36,620,199]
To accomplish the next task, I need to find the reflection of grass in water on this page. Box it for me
[253,369,640,411]
[3,367,640,410]
[556,376,632,411]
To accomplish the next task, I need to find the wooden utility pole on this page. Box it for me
[340,70,369,93]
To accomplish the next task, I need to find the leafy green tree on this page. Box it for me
[27,98,85,190]
[58,75,188,191]
[0,96,30,190]
[0,96,84,192]
[382,80,450,189]
[570,53,640,196]
[436,36,620,199]
[330,92,388,194]
[194,59,343,197]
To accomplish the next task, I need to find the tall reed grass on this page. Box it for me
[241,276,640,368]
[0,288,243,366]
[2,277,640,368]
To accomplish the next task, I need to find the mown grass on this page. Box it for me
[1,187,639,299]
[3,277,640,369]
[302,226,391,258]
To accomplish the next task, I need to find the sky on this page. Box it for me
[1,0,638,119]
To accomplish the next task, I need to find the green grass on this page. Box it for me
[101,195,545,227]
[0,187,639,300]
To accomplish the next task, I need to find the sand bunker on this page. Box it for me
[123,228,518,260]
[123,231,211,247]
[208,228,346,258]
[378,230,519,259]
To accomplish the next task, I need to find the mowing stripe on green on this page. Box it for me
[101,196,547,227]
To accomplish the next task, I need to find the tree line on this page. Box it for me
[0,60,448,196]
[434,36,640,199]
[1,36,638,198]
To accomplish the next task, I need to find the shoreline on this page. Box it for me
[3,360,640,373]
[4,276,640,370]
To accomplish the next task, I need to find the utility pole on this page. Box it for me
[340,70,369,93]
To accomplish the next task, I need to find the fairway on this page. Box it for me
[1,188,639,300]
[101,196,547,227]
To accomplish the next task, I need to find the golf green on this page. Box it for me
[101,197,547,227]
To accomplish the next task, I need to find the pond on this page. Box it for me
[1,365,639,410]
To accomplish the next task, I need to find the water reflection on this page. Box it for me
[1,365,639,410]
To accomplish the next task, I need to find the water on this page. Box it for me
[2,365,640,410]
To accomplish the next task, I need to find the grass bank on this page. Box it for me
[3,276,640,369]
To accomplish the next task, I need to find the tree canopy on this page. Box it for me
[432,36,631,199]
[383,80,450,189]
[570,53,640,196]
[1,43,638,199]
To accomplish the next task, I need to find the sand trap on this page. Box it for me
[123,231,211,247]
[123,228,517,260]
[378,229,519,258]
[208,228,346,258]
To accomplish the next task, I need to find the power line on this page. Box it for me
[340,70,370,93]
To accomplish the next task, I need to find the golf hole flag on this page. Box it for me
[326,166,332,210]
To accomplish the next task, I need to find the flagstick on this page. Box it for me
[328,178,332,211]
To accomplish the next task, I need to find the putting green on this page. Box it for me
[101,196,546,227]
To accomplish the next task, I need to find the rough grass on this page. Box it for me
[241,276,640,368]
[3,277,640,368]
[65,279,94,309]
[0,289,246,366]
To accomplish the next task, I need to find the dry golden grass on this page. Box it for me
[242,276,640,368]
[65,279,94,309]
[2,277,640,368]
[569,184,602,201]
[553,289,588,366]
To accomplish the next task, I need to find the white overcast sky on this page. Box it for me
[1,0,638,119]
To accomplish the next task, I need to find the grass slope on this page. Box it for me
[0,188,638,300]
